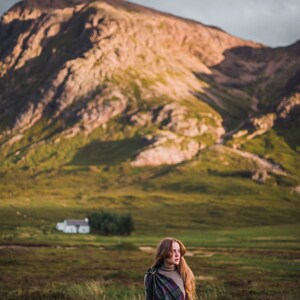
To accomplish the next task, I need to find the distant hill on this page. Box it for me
[0,0,299,186]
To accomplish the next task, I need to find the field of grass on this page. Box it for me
[1,122,300,299]
[1,237,299,299]
[1,161,300,299]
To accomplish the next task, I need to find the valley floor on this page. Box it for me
[1,228,300,300]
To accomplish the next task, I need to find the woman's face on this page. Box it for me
[166,241,181,266]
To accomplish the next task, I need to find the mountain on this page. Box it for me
[0,0,299,185]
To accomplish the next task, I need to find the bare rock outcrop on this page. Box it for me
[63,88,128,136]
[247,113,276,139]
[131,132,200,167]
[211,145,288,177]
[291,185,300,194]
[277,93,300,121]
[252,169,269,183]
[154,103,224,138]
[231,113,276,145]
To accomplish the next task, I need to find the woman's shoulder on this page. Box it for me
[144,267,157,289]
[145,267,158,275]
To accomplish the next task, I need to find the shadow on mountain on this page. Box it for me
[208,169,253,178]
[191,46,274,130]
[275,120,300,153]
[276,70,300,152]
[0,19,34,64]
[0,6,97,128]
[0,16,36,120]
[70,137,144,165]
[190,44,300,131]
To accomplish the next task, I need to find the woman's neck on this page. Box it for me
[161,261,176,271]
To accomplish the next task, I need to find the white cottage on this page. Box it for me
[56,218,90,234]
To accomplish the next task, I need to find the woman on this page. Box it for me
[144,237,196,300]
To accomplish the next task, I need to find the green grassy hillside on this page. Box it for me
[1,122,300,298]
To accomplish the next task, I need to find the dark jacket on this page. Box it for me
[144,267,185,300]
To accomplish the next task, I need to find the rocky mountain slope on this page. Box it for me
[0,0,299,179]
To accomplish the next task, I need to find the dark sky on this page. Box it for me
[1,0,299,47]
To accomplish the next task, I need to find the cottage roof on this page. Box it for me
[65,219,89,226]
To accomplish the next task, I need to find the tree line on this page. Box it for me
[87,211,134,235]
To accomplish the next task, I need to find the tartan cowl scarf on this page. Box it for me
[144,267,185,300]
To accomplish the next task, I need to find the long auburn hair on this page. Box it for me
[151,237,196,300]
